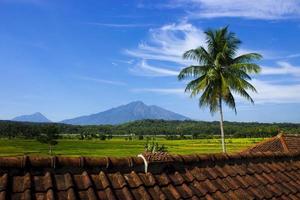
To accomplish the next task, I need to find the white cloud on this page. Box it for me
[126,21,270,67]
[113,59,136,65]
[250,79,300,103]
[261,52,300,60]
[125,21,206,65]
[127,21,300,104]
[86,22,153,28]
[76,76,126,86]
[133,80,300,104]
[129,60,179,77]
[170,0,300,20]
[261,61,300,76]
[131,88,184,95]
[286,53,300,59]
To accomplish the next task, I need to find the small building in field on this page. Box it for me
[1,151,300,199]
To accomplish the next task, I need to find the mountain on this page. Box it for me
[11,112,51,123]
[61,101,189,125]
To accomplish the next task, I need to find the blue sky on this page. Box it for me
[1,0,300,123]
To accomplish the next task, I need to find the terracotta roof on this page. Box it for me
[1,152,300,199]
[243,133,300,153]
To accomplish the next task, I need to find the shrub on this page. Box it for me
[144,138,168,153]
[138,135,144,140]
[99,134,107,140]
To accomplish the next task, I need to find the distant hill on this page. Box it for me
[11,112,51,123]
[61,101,189,125]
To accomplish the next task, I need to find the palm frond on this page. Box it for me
[223,91,237,114]
[180,26,261,115]
[233,53,262,63]
[184,75,207,95]
[182,47,212,65]
[236,89,255,104]
[231,63,261,74]
[178,65,209,80]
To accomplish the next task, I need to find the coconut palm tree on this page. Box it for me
[178,27,262,153]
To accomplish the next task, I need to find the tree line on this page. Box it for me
[0,119,299,139]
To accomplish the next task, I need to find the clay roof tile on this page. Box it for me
[130,186,152,200]
[243,133,300,154]
[123,171,143,188]
[147,185,167,200]
[168,171,185,186]
[0,174,8,192]
[2,152,300,199]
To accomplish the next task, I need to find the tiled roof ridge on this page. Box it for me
[280,133,300,137]
[241,133,284,153]
[279,133,289,152]
[0,156,144,171]
[1,151,300,171]
[242,133,300,153]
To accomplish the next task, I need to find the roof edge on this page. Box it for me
[241,134,282,153]
[1,151,300,172]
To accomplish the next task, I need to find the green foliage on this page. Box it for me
[37,125,59,155]
[99,134,107,140]
[0,119,299,139]
[178,27,262,114]
[178,26,262,152]
[37,125,59,145]
[144,138,168,153]
[138,135,144,140]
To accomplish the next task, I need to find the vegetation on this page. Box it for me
[144,138,168,153]
[0,119,299,140]
[178,26,262,152]
[37,125,59,155]
[0,137,263,157]
[0,119,298,156]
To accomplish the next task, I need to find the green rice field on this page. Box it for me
[0,138,264,157]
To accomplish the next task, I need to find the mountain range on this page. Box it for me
[11,101,189,125]
[12,112,52,123]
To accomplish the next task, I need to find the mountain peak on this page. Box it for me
[128,101,145,106]
[12,112,51,123]
[32,112,43,116]
[61,101,189,125]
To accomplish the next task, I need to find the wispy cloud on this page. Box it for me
[132,80,300,104]
[261,61,300,76]
[285,53,300,59]
[131,88,185,95]
[87,22,153,28]
[167,0,300,20]
[129,60,179,77]
[126,21,270,76]
[125,21,205,65]
[114,59,135,65]
[260,52,300,60]
[250,79,300,103]
[127,21,300,104]
[126,21,271,64]
[77,76,126,86]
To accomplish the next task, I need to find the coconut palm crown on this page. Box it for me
[178,26,262,152]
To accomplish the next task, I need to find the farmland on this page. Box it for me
[0,137,264,157]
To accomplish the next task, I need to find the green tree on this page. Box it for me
[37,125,59,155]
[178,26,262,152]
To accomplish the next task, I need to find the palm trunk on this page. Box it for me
[219,98,226,153]
[49,145,52,155]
